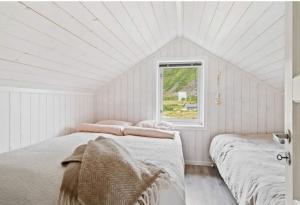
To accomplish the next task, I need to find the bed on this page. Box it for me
[0,132,185,205]
[210,134,286,205]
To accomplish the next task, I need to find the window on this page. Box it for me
[158,61,204,126]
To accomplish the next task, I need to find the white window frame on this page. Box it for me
[157,59,205,127]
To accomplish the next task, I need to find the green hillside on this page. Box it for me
[163,67,197,96]
[162,67,198,119]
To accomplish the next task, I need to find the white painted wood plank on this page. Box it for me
[234,71,242,134]
[39,94,47,140]
[104,2,150,56]
[225,64,235,133]
[217,2,272,57]
[0,91,10,152]
[46,94,54,139]
[9,92,21,150]
[20,93,31,147]
[59,95,66,136]
[211,2,251,50]
[257,86,267,133]
[30,93,40,144]
[82,2,144,59]
[65,95,71,134]
[224,2,285,60]
[249,81,258,133]
[23,2,129,70]
[241,76,250,133]
[203,2,233,48]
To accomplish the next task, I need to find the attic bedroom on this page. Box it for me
[0,1,299,205]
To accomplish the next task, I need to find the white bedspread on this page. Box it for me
[210,134,286,205]
[0,132,185,205]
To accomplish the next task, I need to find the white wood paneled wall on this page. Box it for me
[0,87,95,153]
[96,37,284,165]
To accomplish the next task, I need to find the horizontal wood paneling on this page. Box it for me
[96,37,284,164]
[0,87,95,153]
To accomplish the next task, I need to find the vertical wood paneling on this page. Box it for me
[234,71,242,133]
[21,93,31,147]
[225,65,235,133]
[10,92,21,150]
[0,92,10,152]
[39,94,47,140]
[0,87,96,153]
[30,94,40,144]
[258,86,267,133]
[46,94,54,139]
[96,37,284,164]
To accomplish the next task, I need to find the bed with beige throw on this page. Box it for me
[0,132,185,205]
[210,134,286,205]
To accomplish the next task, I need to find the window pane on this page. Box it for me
[162,67,198,120]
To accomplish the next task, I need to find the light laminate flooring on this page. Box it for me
[185,165,237,205]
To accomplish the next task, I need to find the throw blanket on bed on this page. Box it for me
[59,136,170,205]
[210,134,286,205]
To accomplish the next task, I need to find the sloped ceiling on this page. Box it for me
[0,2,285,91]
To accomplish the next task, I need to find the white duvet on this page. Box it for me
[210,134,286,205]
[0,132,185,205]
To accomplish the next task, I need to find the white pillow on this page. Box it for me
[135,120,174,130]
[78,123,124,136]
[96,120,133,126]
[123,126,176,139]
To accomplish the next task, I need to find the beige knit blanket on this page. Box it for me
[58,136,170,205]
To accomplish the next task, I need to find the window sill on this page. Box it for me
[173,123,207,131]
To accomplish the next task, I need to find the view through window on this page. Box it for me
[159,62,202,122]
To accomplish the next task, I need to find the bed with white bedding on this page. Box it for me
[210,134,286,205]
[0,132,185,205]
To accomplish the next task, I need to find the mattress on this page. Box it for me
[0,132,185,205]
[210,134,286,205]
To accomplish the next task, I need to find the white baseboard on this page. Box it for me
[185,160,213,166]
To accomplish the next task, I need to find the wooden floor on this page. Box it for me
[185,165,237,205]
